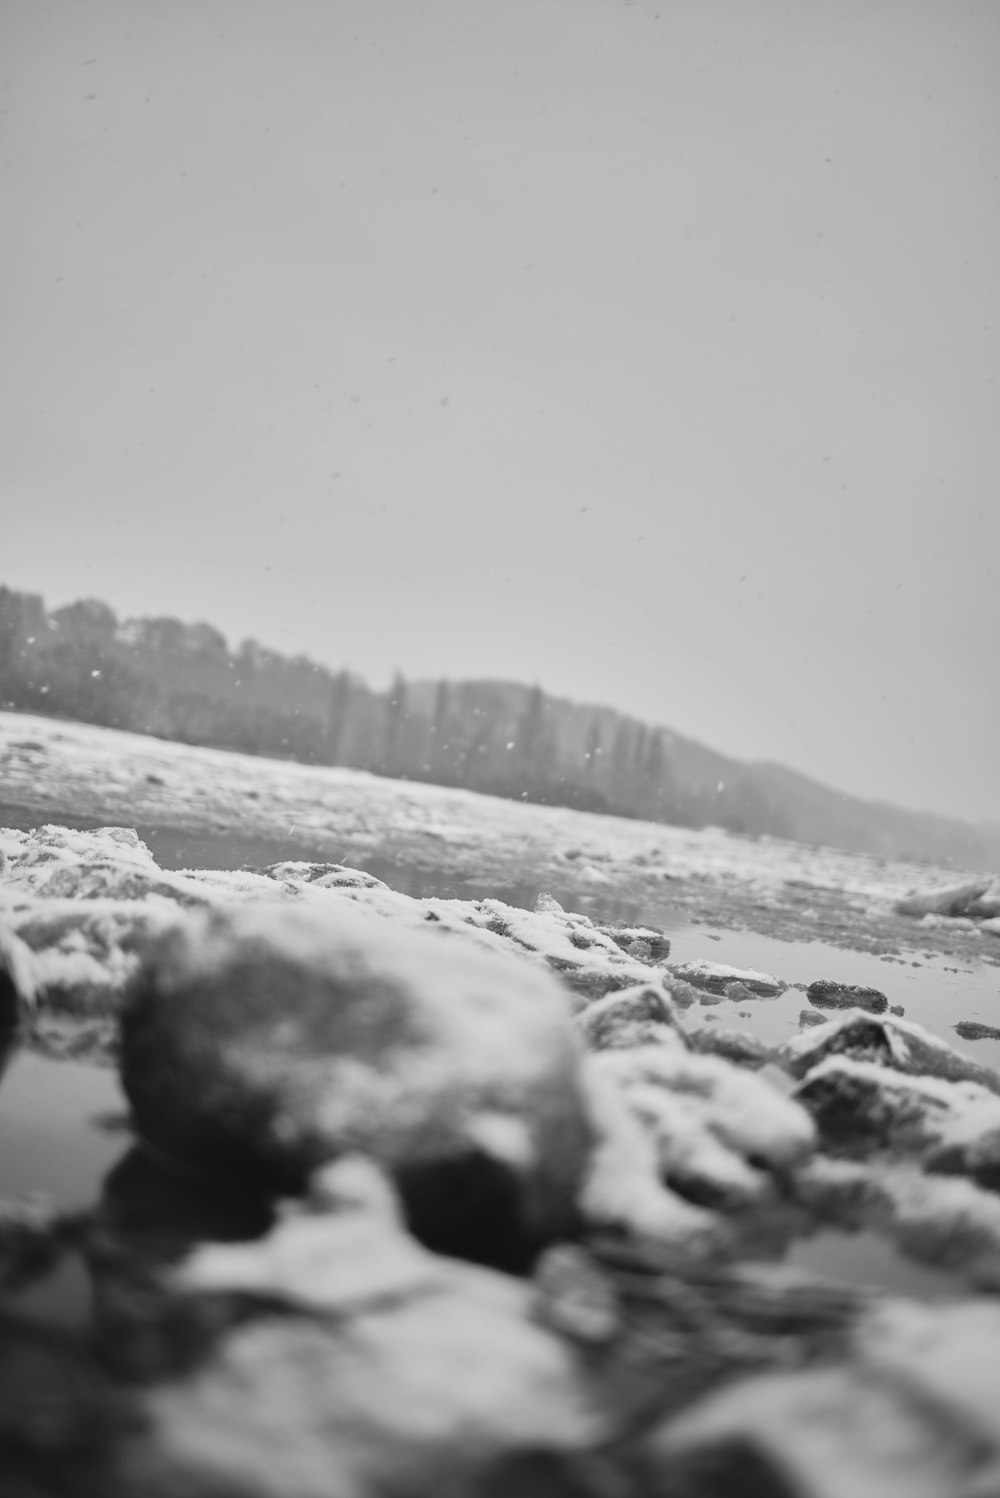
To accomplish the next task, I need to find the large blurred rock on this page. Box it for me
[120,900,594,1268]
[109,1159,613,1498]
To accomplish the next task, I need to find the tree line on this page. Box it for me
[0,583,785,833]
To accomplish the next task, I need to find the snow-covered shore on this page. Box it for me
[2,710,998,962]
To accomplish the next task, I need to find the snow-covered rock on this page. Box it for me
[119,899,595,1270]
[794,1056,1000,1186]
[592,1044,815,1208]
[666,960,785,997]
[684,1024,774,1069]
[574,984,685,1052]
[894,878,995,919]
[780,1010,1000,1097]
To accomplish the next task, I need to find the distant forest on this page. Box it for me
[2,584,997,870]
[0,585,721,825]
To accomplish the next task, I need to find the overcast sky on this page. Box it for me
[2,0,998,825]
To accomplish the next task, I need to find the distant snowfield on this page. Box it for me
[1,709,998,966]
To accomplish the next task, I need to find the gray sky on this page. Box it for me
[2,0,998,825]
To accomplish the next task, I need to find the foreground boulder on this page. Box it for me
[91,1159,614,1498]
[120,900,596,1269]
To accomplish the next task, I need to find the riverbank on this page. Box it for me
[3,709,999,963]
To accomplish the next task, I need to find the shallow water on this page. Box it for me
[786,1229,960,1299]
[0,1053,125,1207]
[0,1053,124,1327]
[660,923,1000,1076]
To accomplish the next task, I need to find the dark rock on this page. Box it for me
[889,1004,905,1017]
[799,1009,828,1030]
[806,980,888,1014]
[955,1020,1000,1042]
[120,901,594,1270]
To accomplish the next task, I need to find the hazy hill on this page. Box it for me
[1,583,997,871]
[406,678,1000,871]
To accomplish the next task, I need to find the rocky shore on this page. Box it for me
[4,709,1000,962]
[2,819,1000,1496]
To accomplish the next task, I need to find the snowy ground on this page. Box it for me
[2,709,998,966]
